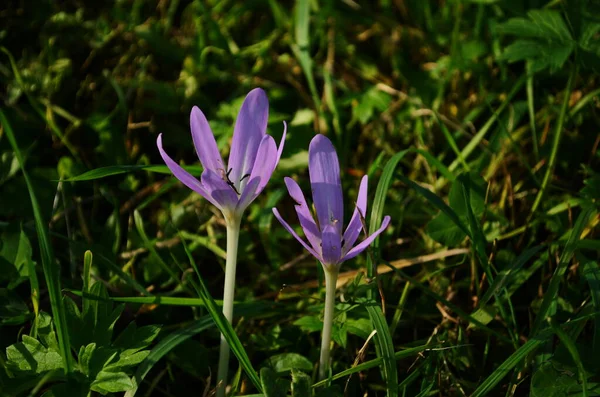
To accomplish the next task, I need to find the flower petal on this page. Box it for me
[235,177,260,214]
[157,134,221,208]
[190,106,224,173]
[228,88,269,192]
[272,208,322,261]
[284,177,321,254]
[201,168,240,212]
[342,175,368,255]
[276,121,287,164]
[321,224,342,267]
[308,134,343,235]
[342,216,391,262]
[249,135,278,195]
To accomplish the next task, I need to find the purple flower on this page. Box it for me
[157,88,286,219]
[273,134,391,269]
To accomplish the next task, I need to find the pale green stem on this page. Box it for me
[216,215,241,397]
[319,267,338,380]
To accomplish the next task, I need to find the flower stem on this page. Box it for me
[216,216,241,397]
[319,267,338,380]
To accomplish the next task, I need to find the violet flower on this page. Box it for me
[157,88,285,397]
[157,88,286,223]
[272,134,390,379]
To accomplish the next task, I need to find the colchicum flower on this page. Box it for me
[157,88,286,224]
[272,134,390,379]
[273,134,390,271]
[157,88,286,397]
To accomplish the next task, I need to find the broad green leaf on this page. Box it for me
[104,351,150,372]
[0,227,32,280]
[267,353,313,373]
[78,343,96,376]
[33,311,59,352]
[91,370,135,394]
[426,213,467,246]
[113,323,161,355]
[6,335,63,374]
[497,10,572,41]
[0,288,30,325]
[260,367,289,397]
[291,369,311,397]
[531,361,600,397]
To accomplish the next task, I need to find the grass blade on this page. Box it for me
[471,329,553,397]
[312,342,443,388]
[0,110,73,373]
[530,207,595,336]
[583,261,600,355]
[479,245,544,306]
[179,230,262,392]
[63,164,202,181]
[366,152,413,397]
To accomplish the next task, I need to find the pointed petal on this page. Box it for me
[342,216,391,262]
[272,208,322,261]
[228,88,269,192]
[190,106,224,173]
[157,134,221,208]
[284,177,321,253]
[321,224,342,267]
[276,121,287,164]
[201,168,239,212]
[247,135,278,197]
[235,177,260,214]
[308,134,343,235]
[342,175,368,255]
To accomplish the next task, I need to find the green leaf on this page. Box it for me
[91,370,135,394]
[497,10,572,41]
[78,343,96,376]
[104,351,150,372]
[582,175,600,199]
[260,367,289,397]
[267,353,313,373]
[291,369,312,397]
[531,361,600,397]
[0,227,32,280]
[63,164,202,182]
[6,335,63,374]
[472,329,554,397]
[583,261,600,355]
[496,9,575,72]
[113,323,161,355]
[0,288,30,325]
[33,311,59,352]
[0,110,73,373]
[531,208,596,336]
[426,213,467,246]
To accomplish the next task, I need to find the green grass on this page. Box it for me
[1,0,599,396]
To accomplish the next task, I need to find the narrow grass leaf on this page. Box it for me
[480,245,543,306]
[551,320,588,397]
[397,174,470,237]
[312,342,440,388]
[471,329,554,397]
[63,164,202,181]
[530,207,595,336]
[179,233,262,392]
[583,261,600,354]
[0,110,73,373]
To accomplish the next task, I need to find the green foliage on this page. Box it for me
[1,0,599,396]
[3,265,160,396]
